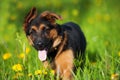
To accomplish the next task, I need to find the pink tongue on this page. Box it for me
[38,50,47,61]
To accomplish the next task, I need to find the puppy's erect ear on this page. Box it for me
[40,11,62,24]
[23,7,37,33]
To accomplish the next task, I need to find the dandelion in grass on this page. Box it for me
[25,47,30,54]
[28,73,33,77]
[3,52,12,60]
[42,70,47,75]
[18,53,25,59]
[35,70,42,75]
[50,70,55,75]
[111,73,119,80]
[12,64,23,72]
[18,47,30,59]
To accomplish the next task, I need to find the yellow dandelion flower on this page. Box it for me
[28,73,32,77]
[3,53,12,60]
[42,70,47,75]
[111,73,119,80]
[72,9,79,17]
[12,64,23,72]
[35,70,42,75]
[18,53,25,59]
[25,47,30,54]
[50,70,55,75]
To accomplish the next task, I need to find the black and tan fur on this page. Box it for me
[23,7,86,80]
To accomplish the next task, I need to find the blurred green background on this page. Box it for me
[0,0,120,79]
[0,0,120,52]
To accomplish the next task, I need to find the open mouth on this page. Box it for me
[38,50,47,61]
[37,44,51,62]
[36,41,52,62]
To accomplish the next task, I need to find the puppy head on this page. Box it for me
[23,7,63,52]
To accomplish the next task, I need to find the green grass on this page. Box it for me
[0,0,120,80]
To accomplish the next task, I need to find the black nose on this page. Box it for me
[37,41,42,45]
[36,41,43,46]
[35,41,45,49]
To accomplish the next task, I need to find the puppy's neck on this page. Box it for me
[55,31,67,59]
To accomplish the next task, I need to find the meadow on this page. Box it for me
[0,0,120,80]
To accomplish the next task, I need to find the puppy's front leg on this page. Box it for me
[55,49,74,80]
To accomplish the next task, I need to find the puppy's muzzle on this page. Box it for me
[34,40,45,50]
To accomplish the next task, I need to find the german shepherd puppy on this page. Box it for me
[23,7,86,80]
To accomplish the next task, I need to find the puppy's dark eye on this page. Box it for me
[30,29,36,34]
[43,27,50,36]
[43,26,50,31]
